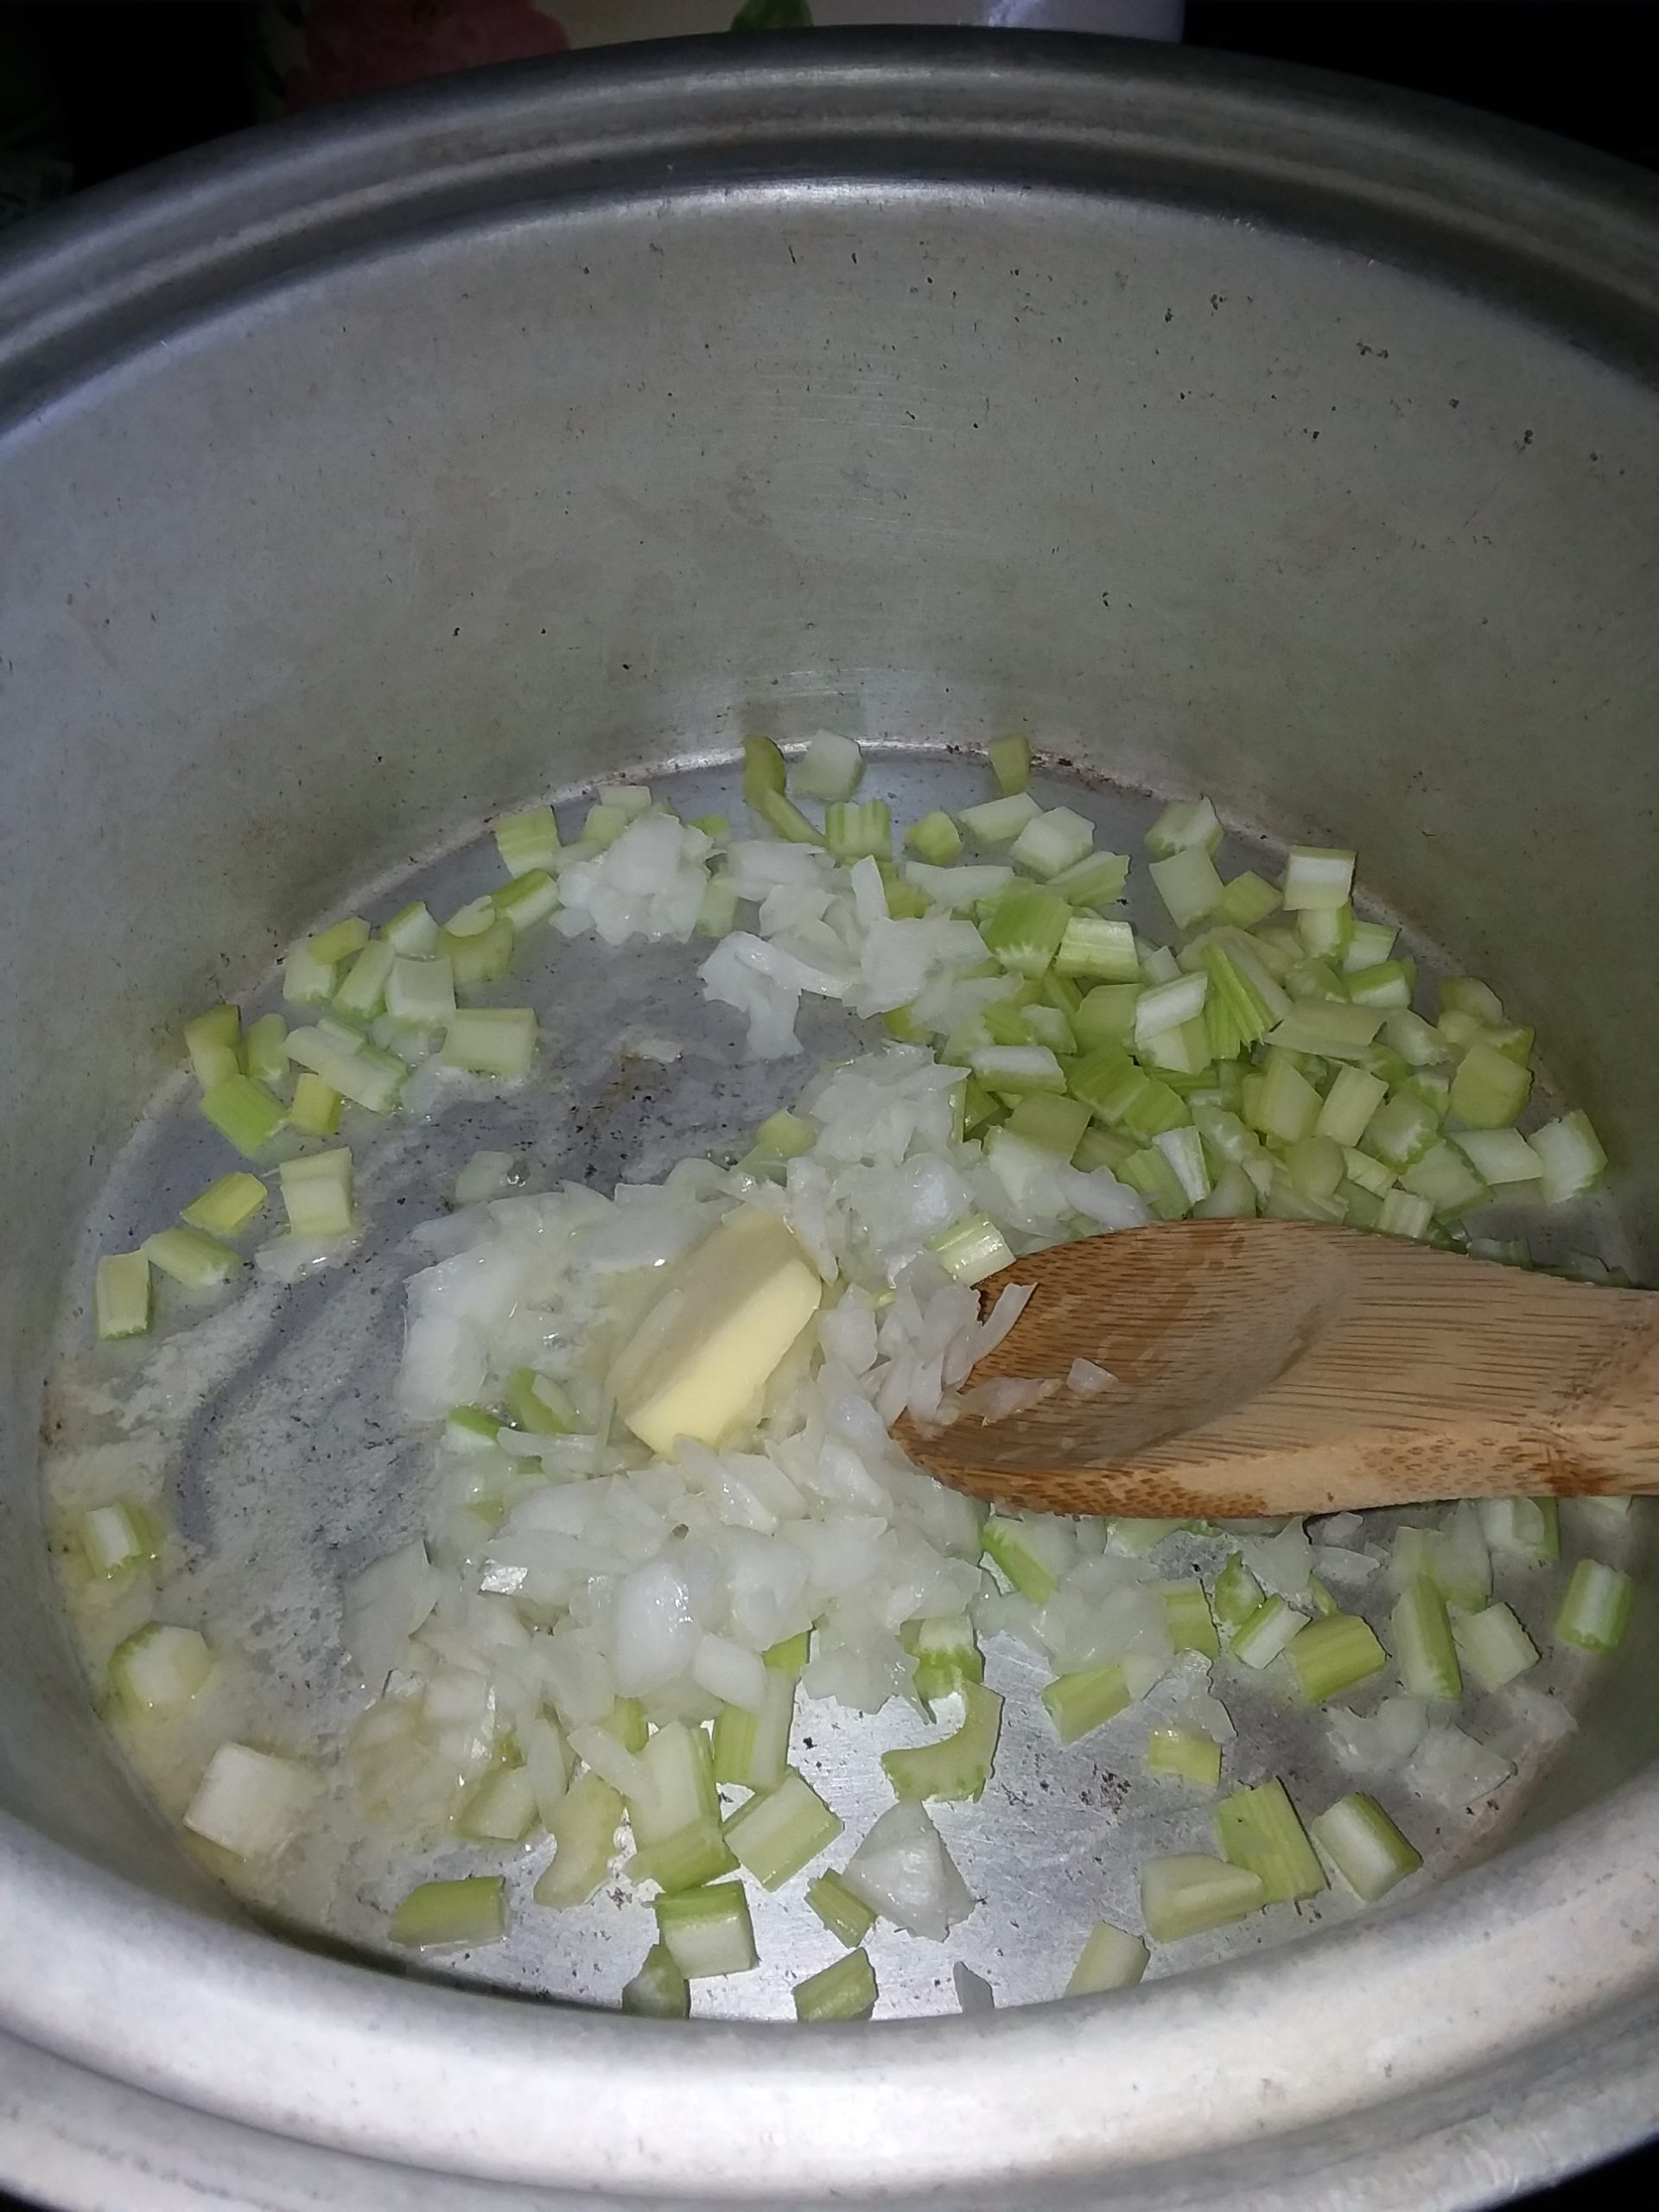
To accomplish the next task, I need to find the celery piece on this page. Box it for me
[1344,957,1414,1010]
[1449,1039,1531,1129]
[1120,1145,1191,1220]
[334,939,396,1021]
[383,900,440,956]
[495,804,562,875]
[1041,1662,1137,1745]
[902,1616,983,1705]
[80,1500,157,1576]
[1315,1065,1388,1147]
[1055,913,1139,982]
[983,1515,1069,1601]
[1452,1128,1542,1185]
[1214,870,1281,929]
[1141,1853,1264,1942]
[1440,975,1504,1025]
[621,1942,690,2018]
[1269,1000,1384,1062]
[278,1147,353,1239]
[906,810,963,866]
[971,1044,1066,1097]
[1342,918,1399,972]
[1364,1090,1440,1170]
[1402,1139,1489,1220]
[289,1071,343,1138]
[391,1875,505,1951]
[988,734,1032,795]
[1049,851,1131,908]
[1452,1602,1539,1693]
[1286,1134,1344,1202]
[930,1212,1014,1286]
[308,917,371,966]
[283,940,338,1009]
[386,954,456,1027]
[1230,1595,1305,1670]
[712,1668,795,1790]
[582,801,630,849]
[183,1004,242,1090]
[696,875,742,938]
[1006,1092,1091,1159]
[494,869,561,930]
[441,912,515,983]
[1296,903,1353,962]
[628,1815,738,1895]
[723,1769,842,1889]
[1074,982,1141,1046]
[1282,847,1355,912]
[504,1367,580,1434]
[981,887,1070,977]
[1216,1777,1325,1904]
[959,791,1042,846]
[443,1008,537,1077]
[1377,1188,1433,1240]
[1162,1576,1220,1658]
[457,1764,538,1844]
[794,1947,878,2022]
[1135,971,1208,1046]
[792,731,864,803]
[805,1869,877,1948]
[595,783,651,819]
[532,1772,624,1907]
[1285,1612,1387,1702]
[1213,1553,1264,1630]
[143,1226,240,1290]
[1011,805,1095,880]
[1150,845,1224,929]
[766,1630,812,1675]
[94,1252,153,1341]
[654,1880,757,1979]
[1554,1559,1634,1653]
[1529,1111,1607,1204]
[1478,1497,1558,1567]
[882,1683,1003,1803]
[244,1014,288,1089]
[200,1073,288,1157]
[285,1028,405,1114]
[824,798,891,862]
[754,786,823,844]
[1146,798,1222,858]
[742,734,788,804]
[110,1622,213,1715]
[1311,1793,1422,1900]
[1249,1052,1321,1144]
[1392,1579,1462,1701]
[1065,1921,1150,1993]
[1148,1726,1222,1790]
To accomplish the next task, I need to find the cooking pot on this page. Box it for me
[2,32,1657,2212]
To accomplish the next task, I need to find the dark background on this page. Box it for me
[0,2,1654,2206]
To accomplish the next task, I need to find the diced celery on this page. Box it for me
[712,1669,795,1790]
[1344,958,1414,1010]
[1213,1554,1264,1630]
[443,1008,537,1077]
[182,1005,242,1091]
[110,1622,213,1714]
[722,1769,842,1889]
[906,810,963,866]
[696,875,742,938]
[988,734,1033,795]
[1065,1921,1149,1993]
[805,1870,877,1948]
[794,1947,878,2022]
[971,1044,1067,1097]
[582,801,630,849]
[1230,1595,1305,1669]
[824,798,891,862]
[1377,1188,1433,1240]
[457,1763,538,1844]
[442,912,515,983]
[385,954,456,1027]
[1452,1128,1542,1185]
[1140,1853,1264,1942]
[1135,970,1208,1046]
[1364,1090,1440,1170]
[80,1500,156,1576]
[1440,975,1504,1024]
[143,1226,240,1290]
[1117,1146,1187,1219]
[1282,847,1355,912]
[1342,918,1399,972]
[1023,1003,1075,1055]
[1147,1726,1222,1790]
[982,1515,1069,1601]
[654,1880,758,1979]
[882,1683,1003,1803]
[1011,805,1095,880]
[1216,1777,1325,1903]
[1476,1497,1558,1567]
[494,804,562,876]
[1313,1066,1388,1147]
[283,940,338,1008]
[94,1251,152,1341]
[1146,798,1222,859]
[334,939,396,1021]
[1529,1112,1607,1204]
[754,786,823,844]
[929,1212,1015,1287]
[901,1616,983,1705]
[794,730,865,802]
[289,1071,343,1138]
[1268,1001,1385,1061]
[1150,845,1224,929]
[1310,1793,1421,1902]
[1453,1602,1539,1692]
[532,1772,624,1907]
[959,792,1042,845]
[1153,1125,1211,1205]
[391,1876,506,1951]
[244,1014,289,1088]
[1055,913,1139,981]
[494,870,561,930]
[766,1631,812,1675]
[1392,1579,1462,1701]
[1162,1577,1221,1658]
[1402,1140,1489,1220]
[1296,903,1353,961]
[200,1073,288,1157]
[1450,1040,1531,1128]
[384,900,440,956]
[1040,1662,1138,1745]
[308,917,371,966]
[1074,982,1141,1046]
[1249,1052,1321,1144]
[278,1147,353,1239]
[1285,1612,1387,1702]
[286,1028,405,1114]
[1213,870,1281,928]
[1005,1093,1091,1159]
[1286,1135,1344,1202]
[1048,851,1130,908]
[981,888,1070,976]
[1554,1559,1634,1653]
[621,1942,691,2018]
[627,1815,737,1894]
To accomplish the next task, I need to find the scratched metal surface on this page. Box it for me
[41,747,1638,2022]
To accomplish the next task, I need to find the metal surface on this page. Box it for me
[2,29,1659,2212]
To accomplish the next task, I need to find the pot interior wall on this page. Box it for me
[3,162,1657,1903]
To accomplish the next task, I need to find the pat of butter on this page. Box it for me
[611,1208,823,1459]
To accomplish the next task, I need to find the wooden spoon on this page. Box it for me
[895,1220,1659,1519]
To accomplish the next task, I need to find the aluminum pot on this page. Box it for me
[3,31,1658,2212]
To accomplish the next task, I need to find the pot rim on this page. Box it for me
[3,30,1658,2207]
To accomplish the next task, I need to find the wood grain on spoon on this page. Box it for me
[895,1220,1659,1520]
